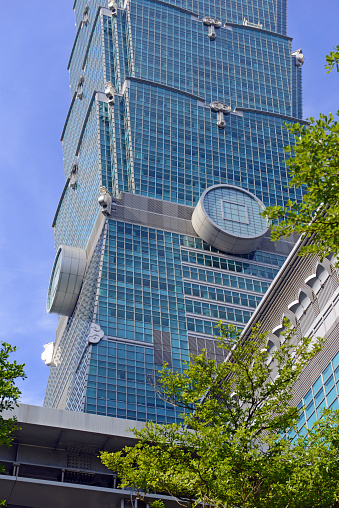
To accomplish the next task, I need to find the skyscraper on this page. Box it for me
[44,0,304,423]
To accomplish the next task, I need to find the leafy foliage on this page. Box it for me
[263,48,339,261]
[0,342,25,506]
[262,113,339,260]
[100,324,338,508]
[325,45,339,73]
[0,342,26,449]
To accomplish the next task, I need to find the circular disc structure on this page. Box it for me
[192,185,269,254]
[47,245,87,316]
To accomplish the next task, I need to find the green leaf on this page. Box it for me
[100,324,333,508]
[0,342,25,507]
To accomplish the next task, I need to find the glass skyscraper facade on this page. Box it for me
[44,0,304,423]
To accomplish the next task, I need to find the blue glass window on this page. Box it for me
[306,401,315,418]
[316,398,327,418]
[322,364,333,382]
[327,387,338,406]
[303,389,312,406]
[314,387,325,407]
[330,398,339,411]
[307,411,317,429]
[297,412,305,429]
[332,351,339,369]
[325,374,335,394]
[312,376,322,395]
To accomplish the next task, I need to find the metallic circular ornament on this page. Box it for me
[47,245,87,316]
[192,184,269,254]
[88,323,105,344]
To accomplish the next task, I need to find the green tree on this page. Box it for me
[262,49,339,261]
[0,342,26,446]
[101,324,339,508]
[0,342,25,506]
[325,45,339,73]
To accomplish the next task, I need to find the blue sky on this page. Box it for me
[0,1,338,407]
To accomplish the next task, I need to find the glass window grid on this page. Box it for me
[181,249,278,280]
[44,232,105,410]
[102,15,118,88]
[69,15,92,96]
[185,299,252,323]
[98,222,189,344]
[75,0,286,37]
[93,218,264,420]
[127,82,299,208]
[84,339,181,423]
[205,187,267,237]
[223,200,249,224]
[182,264,270,293]
[179,235,286,267]
[113,96,129,196]
[98,102,113,193]
[63,16,105,179]
[130,2,289,109]
[117,9,130,83]
[297,354,339,430]
[65,1,298,214]
[55,102,101,250]
[98,220,275,345]
[187,316,245,335]
[73,0,95,33]
[184,281,262,308]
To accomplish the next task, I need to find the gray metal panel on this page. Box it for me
[259,235,295,256]
[147,199,164,214]
[163,351,172,364]
[162,332,171,346]
[299,305,316,336]
[177,204,194,220]
[318,277,334,311]
[242,246,322,337]
[153,330,162,343]
[239,234,339,412]
[331,271,339,292]
[2,404,145,437]
[153,330,172,366]
[0,404,179,508]
[188,335,228,364]
[110,192,294,256]
[188,336,197,353]
[154,349,164,365]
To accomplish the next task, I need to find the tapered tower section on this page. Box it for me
[44,0,304,423]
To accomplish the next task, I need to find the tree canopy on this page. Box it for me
[263,48,339,261]
[0,342,25,506]
[101,324,339,508]
[325,45,339,73]
[0,342,25,449]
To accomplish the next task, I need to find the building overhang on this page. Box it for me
[0,405,182,508]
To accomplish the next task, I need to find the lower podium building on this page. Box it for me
[241,237,339,434]
[0,404,175,508]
